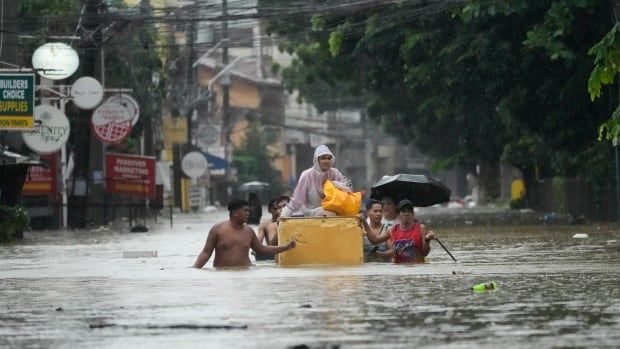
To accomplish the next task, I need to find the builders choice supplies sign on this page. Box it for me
[0,74,35,129]
[105,153,156,199]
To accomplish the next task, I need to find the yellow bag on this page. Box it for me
[321,180,362,216]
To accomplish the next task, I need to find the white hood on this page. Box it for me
[312,144,335,173]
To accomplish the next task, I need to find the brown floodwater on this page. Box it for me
[1,212,619,348]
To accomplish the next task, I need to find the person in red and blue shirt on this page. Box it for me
[362,199,436,264]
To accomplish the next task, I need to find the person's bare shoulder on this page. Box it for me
[209,221,229,235]
[257,220,269,230]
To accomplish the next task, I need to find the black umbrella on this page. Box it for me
[371,173,457,262]
[370,174,451,207]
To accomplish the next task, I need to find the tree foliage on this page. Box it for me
[232,122,284,193]
[588,23,620,141]
[261,0,617,194]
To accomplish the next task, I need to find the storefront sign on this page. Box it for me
[71,76,104,109]
[105,153,156,198]
[22,105,70,154]
[106,94,140,126]
[22,153,58,196]
[0,74,35,129]
[91,102,133,144]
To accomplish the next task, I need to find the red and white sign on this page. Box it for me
[91,102,132,144]
[23,153,58,196]
[105,153,156,199]
[107,94,140,126]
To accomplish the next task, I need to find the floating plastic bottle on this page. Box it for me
[472,281,497,291]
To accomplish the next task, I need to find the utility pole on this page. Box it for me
[222,0,229,129]
[185,1,196,145]
[222,0,231,185]
[0,1,20,151]
[362,110,376,190]
[71,0,103,227]
[141,0,154,156]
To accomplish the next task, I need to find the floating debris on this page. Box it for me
[122,250,158,258]
[572,233,588,239]
[472,281,497,292]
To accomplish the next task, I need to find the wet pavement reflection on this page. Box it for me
[1,211,619,348]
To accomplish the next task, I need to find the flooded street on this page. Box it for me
[1,210,619,348]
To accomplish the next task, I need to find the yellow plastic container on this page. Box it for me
[277,216,364,266]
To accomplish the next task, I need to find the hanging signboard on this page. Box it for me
[0,74,35,130]
[71,76,104,110]
[22,153,58,196]
[31,42,79,81]
[91,102,133,144]
[105,153,156,199]
[106,94,140,126]
[22,105,70,154]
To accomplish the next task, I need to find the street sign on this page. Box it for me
[182,151,208,178]
[197,124,220,147]
[105,153,156,199]
[0,74,35,130]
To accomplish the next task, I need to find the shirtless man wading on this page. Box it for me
[193,198,296,268]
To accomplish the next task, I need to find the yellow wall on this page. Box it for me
[197,69,260,109]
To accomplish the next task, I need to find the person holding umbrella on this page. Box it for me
[362,199,436,264]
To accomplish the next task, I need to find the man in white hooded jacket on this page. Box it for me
[281,144,352,217]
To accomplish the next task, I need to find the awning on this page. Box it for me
[0,146,49,168]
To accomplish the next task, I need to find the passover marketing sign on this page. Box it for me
[105,153,156,199]
[0,74,35,129]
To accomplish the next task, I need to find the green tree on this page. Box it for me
[232,121,284,194]
[261,0,616,198]
[589,23,620,141]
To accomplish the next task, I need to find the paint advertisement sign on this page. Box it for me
[0,74,35,129]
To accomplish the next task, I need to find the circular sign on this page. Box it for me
[106,94,140,126]
[197,125,220,147]
[22,105,70,154]
[91,102,133,144]
[71,76,104,109]
[182,151,208,178]
[32,43,80,80]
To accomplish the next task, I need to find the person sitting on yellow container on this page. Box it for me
[281,144,352,217]
[193,198,296,268]
[362,199,436,264]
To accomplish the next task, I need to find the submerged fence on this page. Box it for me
[528,177,618,222]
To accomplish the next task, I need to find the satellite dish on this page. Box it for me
[32,42,80,80]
